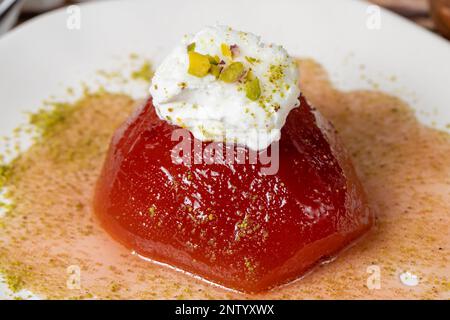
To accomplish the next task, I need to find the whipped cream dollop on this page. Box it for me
[150,25,300,150]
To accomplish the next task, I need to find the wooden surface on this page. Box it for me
[369,0,435,30]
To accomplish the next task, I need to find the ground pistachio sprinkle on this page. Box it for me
[131,61,154,83]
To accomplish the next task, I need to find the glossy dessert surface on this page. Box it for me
[94,94,372,292]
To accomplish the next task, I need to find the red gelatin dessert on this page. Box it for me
[94,96,372,293]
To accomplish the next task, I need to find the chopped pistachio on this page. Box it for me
[246,69,255,81]
[187,42,196,52]
[209,64,221,79]
[148,205,156,217]
[245,56,261,64]
[207,55,220,65]
[131,61,153,82]
[188,51,211,77]
[245,77,261,101]
[110,282,121,292]
[219,62,245,83]
[221,43,232,59]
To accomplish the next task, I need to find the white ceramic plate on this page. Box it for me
[0,0,449,299]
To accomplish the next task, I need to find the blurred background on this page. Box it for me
[1,0,450,39]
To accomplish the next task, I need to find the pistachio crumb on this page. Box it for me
[187,42,196,52]
[131,61,154,83]
[148,205,156,217]
[245,56,261,64]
